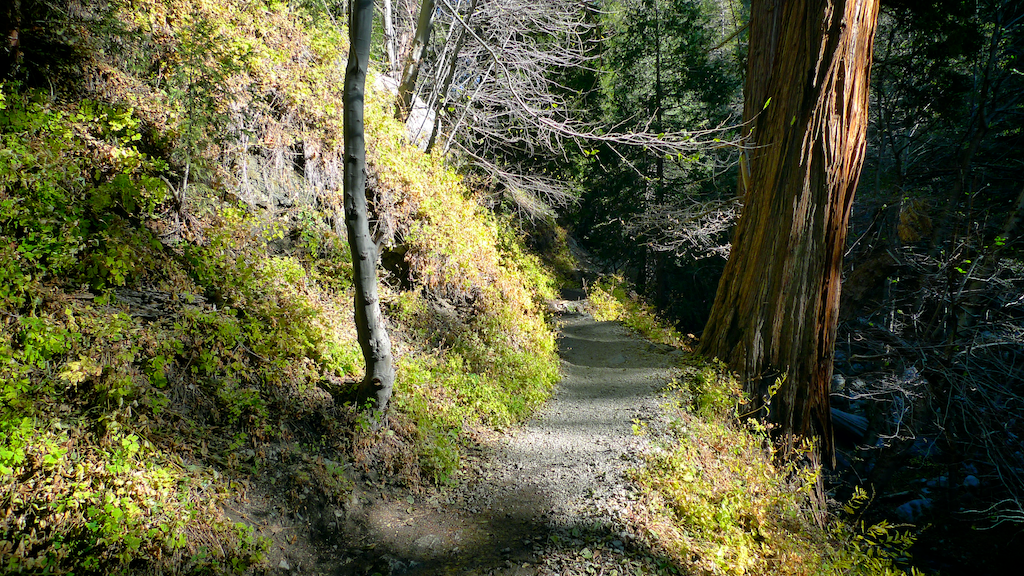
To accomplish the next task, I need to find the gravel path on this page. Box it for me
[322,311,682,575]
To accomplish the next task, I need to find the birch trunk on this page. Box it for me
[345,0,396,416]
[383,0,398,76]
[397,0,435,120]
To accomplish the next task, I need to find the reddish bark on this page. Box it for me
[699,0,880,461]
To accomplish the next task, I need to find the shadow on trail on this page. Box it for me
[557,319,674,371]
[329,497,682,576]
[317,314,684,575]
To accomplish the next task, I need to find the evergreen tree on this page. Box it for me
[699,0,880,478]
[571,0,741,325]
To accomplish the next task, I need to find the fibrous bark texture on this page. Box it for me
[699,0,879,460]
[344,0,396,414]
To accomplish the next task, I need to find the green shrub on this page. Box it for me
[635,355,922,576]
[587,275,685,347]
[0,0,564,570]
[0,85,170,298]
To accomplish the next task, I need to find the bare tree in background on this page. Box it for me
[394,0,737,218]
[382,0,398,75]
[396,0,435,119]
[622,198,738,260]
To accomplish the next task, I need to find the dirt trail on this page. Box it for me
[293,310,681,576]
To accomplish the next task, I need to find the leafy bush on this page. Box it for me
[0,0,564,571]
[635,354,922,576]
[0,85,169,300]
[588,275,685,346]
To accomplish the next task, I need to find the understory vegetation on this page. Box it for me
[1,1,557,572]
[574,1,1023,572]
[591,283,922,576]
[2,0,1017,574]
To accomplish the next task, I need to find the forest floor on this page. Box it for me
[232,309,689,575]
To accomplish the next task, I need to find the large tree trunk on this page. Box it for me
[345,0,396,416]
[699,0,879,461]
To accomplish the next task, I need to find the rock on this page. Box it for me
[909,437,943,459]
[560,288,587,301]
[850,362,872,375]
[278,559,291,570]
[373,76,434,149]
[831,408,868,442]
[963,475,980,488]
[902,366,921,382]
[413,534,443,553]
[831,374,846,392]
[608,354,627,366]
[379,555,409,574]
[545,299,588,316]
[895,498,933,522]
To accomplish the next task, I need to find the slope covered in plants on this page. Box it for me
[0,1,559,573]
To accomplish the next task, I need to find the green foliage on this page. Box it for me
[0,206,340,574]
[838,488,919,568]
[633,354,921,576]
[571,0,740,256]
[0,85,169,299]
[0,81,335,570]
[0,0,563,571]
[0,407,267,574]
[393,355,469,484]
[393,285,558,484]
[182,207,363,384]
[670,356,741,418]
[589,297,922,574]
[588,275,685,347]
[600,0,737,131]
[363,85,560,480]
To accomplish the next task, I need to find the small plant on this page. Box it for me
[587,277,626,322]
